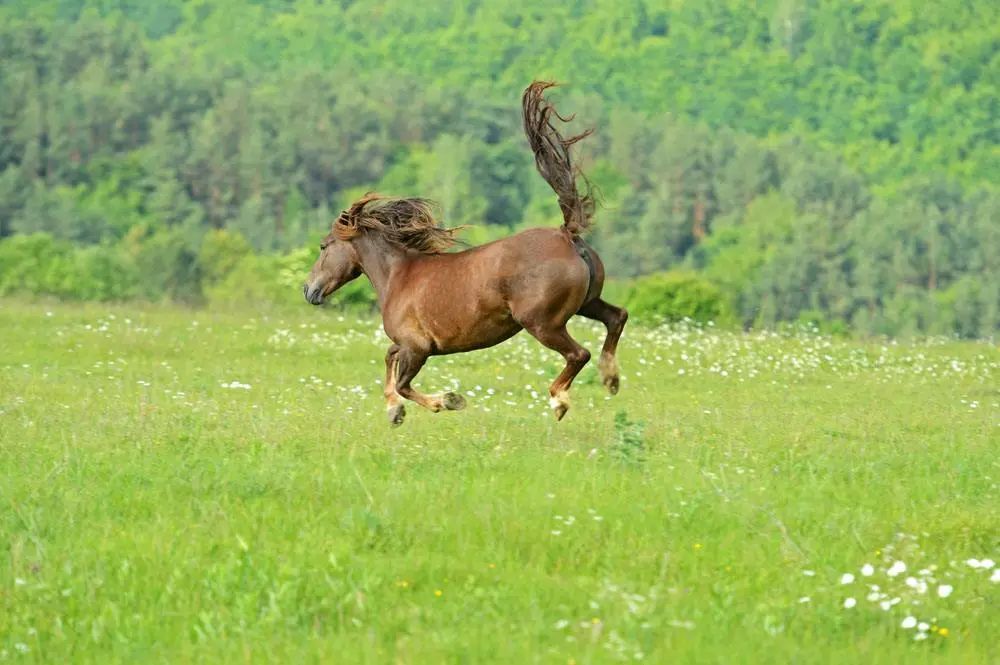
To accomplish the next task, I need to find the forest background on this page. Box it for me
[1,0,997,338]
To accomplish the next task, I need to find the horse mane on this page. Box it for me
[522,80,596,236]
[333,193,464,254]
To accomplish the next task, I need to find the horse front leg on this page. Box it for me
[384,344,406,426]
[390,346,466,426]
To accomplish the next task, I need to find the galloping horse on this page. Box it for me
[304,81,628,425]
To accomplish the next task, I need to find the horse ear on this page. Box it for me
[333,192,377,234]
[348,192,382,217]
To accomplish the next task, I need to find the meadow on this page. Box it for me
[0,299,997,664]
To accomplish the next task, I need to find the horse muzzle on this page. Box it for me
[303,283,324,305]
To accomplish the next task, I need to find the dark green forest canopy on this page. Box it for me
[0,0,998,337]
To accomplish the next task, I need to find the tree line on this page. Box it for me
[0,0,997,337]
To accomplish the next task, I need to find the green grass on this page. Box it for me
[1,300,997,664]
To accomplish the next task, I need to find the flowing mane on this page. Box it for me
[333,193,463,254]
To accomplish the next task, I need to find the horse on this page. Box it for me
[304,81,628,426]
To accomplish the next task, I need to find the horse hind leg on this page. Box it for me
[577,298,628,395]
[522,324,591,421]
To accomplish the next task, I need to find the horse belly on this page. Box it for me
[427,305,521,354]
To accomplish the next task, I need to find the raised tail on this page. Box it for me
[522,81,596,236]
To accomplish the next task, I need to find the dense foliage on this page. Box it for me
[0,1,997,336]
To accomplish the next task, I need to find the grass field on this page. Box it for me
[1,300,997,663]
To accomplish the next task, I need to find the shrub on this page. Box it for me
[68,245,140,301]
[0,234,73,296]
[623,270,729,324]
[0,233,139,301]
[198,229,253,286]
[128,226,204,303]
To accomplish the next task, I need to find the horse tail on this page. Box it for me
[522,81,596,236]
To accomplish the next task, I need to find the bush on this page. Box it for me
[0,233,138,301]
[128,226,204,303]
[198,229,253,286]
[205,254,290,306]
[933,277,998,339]
[0,234,73,296]
[623,270,729,324]
[69,245,140,301]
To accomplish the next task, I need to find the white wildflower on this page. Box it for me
[840,573,855,585]
[860,564,874,576]
[843,597,856,609]
[887,561,906,577]
[937,584,953,598]
[901,616,917,629]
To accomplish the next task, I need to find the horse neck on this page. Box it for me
[354,232,410,307]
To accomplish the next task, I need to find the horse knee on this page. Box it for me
[571,347,591,367]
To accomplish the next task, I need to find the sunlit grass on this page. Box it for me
[1,300,997,663]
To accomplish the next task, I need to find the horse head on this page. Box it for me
[303,228,362,305]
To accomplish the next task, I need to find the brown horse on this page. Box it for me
[304,81,627,425]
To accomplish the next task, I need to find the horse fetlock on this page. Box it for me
[442,392,467,411]
[549,390,570,421]
[387,403,406,426]
[599,354,620,395]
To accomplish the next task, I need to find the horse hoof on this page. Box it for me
[604,375,620,395]
[387,404,406,426]
[442,392,466,411]
[549,391,569,421]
